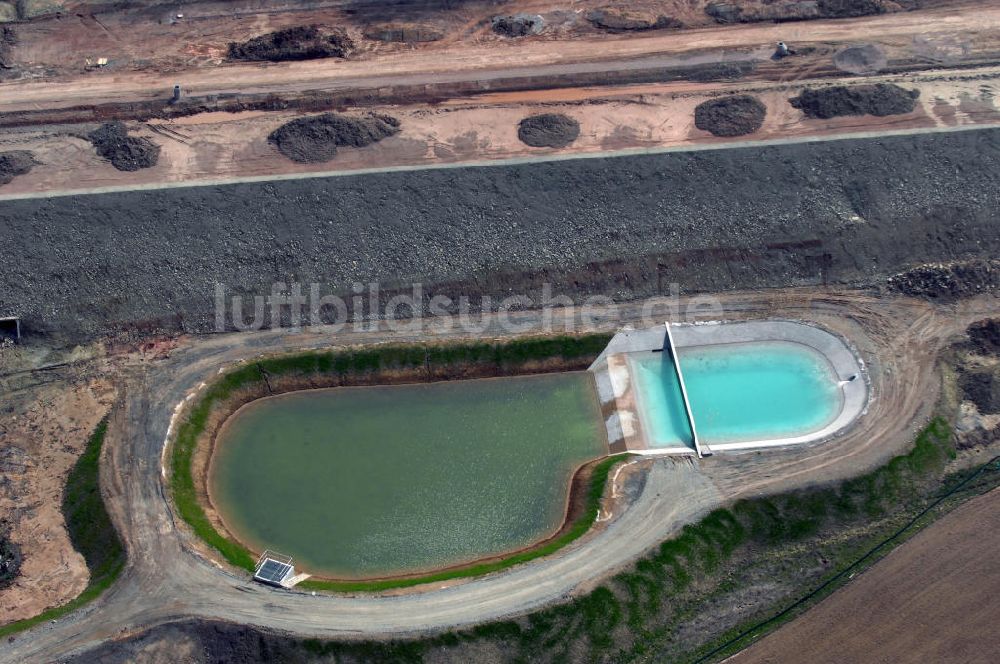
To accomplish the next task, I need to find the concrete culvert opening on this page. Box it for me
[0,316,19,342]
[228,26,354,62]
[268,113,401,163]
[790,83,919,119]
[491,14,545,37]
[0,151,35,185]
[517,113,580,148]
[833,45,887,74]
[694,95,767,137]
[88,122,161,172]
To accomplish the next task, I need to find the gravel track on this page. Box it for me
[2,290,997,663]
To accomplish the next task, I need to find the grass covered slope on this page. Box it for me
[295,418,994,662]
[0,419,125,638]
[169,334,618,590]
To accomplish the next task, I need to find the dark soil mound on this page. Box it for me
[0,529,21,589]
[791,83,919,119]
[587,8,682,31]
[694,95,766,137]
[88,122,161,172]
[364,25,443,43]
[966,319,1000,356]
[0,150,34,185]
[268,113,401,163]
[0,26,15,69]
[707,0,885,24]
[818,0,885,18]
[960,369,1000,414]
[888,260,1000,300]
[228,26,354,62]
[687,61,755,83]
[833,45,887,74]
[517,113,580,148]
[491,14,544,37]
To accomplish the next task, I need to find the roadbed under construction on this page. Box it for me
[1,127,999,342]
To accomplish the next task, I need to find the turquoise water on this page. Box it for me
[630,341,842,447]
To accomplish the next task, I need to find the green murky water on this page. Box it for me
[209,372,606,579]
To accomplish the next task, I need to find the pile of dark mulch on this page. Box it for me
[0,528,21,589]
[228,26,354,62]
[364,25,443,43]
[88,122,161,172]
[966,319,1000,356]
[587,8,682,31]
[888,260,1000,300]
[0,150,35,185]
[517,113,580,148]
[491,14,545,37]
[0,26,15,69]
[960,369,1000,414]
[694,95,766,137]
[268,113,401,163]
[791,83,919,119]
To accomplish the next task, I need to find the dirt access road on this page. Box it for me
[1,289,997,662]
[2,1,998,114]
[734,485,1000,664]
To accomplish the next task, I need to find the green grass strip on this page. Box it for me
[168,334,618,590]
[0,419,126,638]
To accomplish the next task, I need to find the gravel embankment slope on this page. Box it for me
[2,128,999,341]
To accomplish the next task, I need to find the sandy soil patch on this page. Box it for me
[0,375,115,624]
[0,71,996,196]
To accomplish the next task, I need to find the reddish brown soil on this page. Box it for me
[735,487,1000,664]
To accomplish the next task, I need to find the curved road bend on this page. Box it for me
[2,290,998,662]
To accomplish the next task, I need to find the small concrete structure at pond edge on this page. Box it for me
[253,550,309,588]
[589,320,869,455]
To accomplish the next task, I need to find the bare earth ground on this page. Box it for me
[733,485,1000,664]
[0,371,114,623]
[0,0,999,659]
[1,69,998,195]
[0,1,999,194]
[1,290,998,663]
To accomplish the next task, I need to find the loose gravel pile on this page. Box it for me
[888,260,1000,300]
[228,26,354,62]
[694,95,766,137]
[966,319,1000,356]
[88,123,161,172]
[491,14,544,37]
[517,113,580,148]
[791,84,919,119]
[268,113,401,163]
[0,150,34,185]
[3,129,1000,341]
